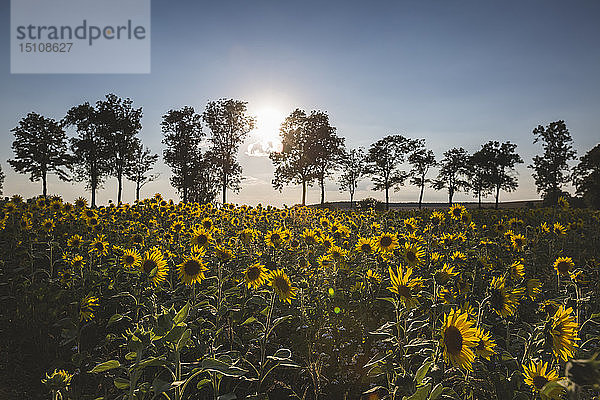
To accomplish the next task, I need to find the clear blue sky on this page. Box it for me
[2,0,599,206]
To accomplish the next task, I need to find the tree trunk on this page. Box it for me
[91,167,97,208]
[478,190,482,209]
[302,180,306,206]
[320,177,325,205]
[448,187,453,206]
[42,171,47,198]
[350,191,354,209]
[222,173,227,204]
[117,170,123,204]
[136,180,140,202]
[495,185,500,210]
[418,183,424,210]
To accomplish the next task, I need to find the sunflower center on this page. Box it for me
[380,236,392,247]
[445,326,463,355]
[197,235,208,245]
[532,376,548,390]
[95,242,104,251]
[557,261,570,273]
[490,288,505,311]
[274,276,290,293]
[271,233,281,242]
[124,255,135,264]
[143,260,157,274]
[397,284,411,299]
[184,259,202,276]
[406,251,417,262]
[361,243,372,253]
[247,267,260,281]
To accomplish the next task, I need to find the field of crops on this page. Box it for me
[1,195,599,400]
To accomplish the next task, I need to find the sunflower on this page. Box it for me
[301,229,320,246]
[328,245,347,263]
[244,262,269,289]
[42,369,74,391]
[269,269,298,303]
[510,260,525,280]
[356,237,375,254]
[546,305,579,362]
[41,218,55,232]
[400,242,425,267]
[387,265,423,308]
[89,235,109,257]
[200,217,213,230]
[553,222,567,236]
[374,232,398,253]
[450,251,467,265]
[239,228,256,245]
[190,227,213,248]
[320,235,335,249]
[474,328,496,360]
[489,276,522,318]
[510,234,527,251]
[70,255,85,269]
[366,269,381,283]
[141,249,169,286]
[79,295,99,322]
[434,263,458,285]
[554,257,574,276]
[265,228,286,248]
[122,249,141,269]
[317,254,334,269]
[522,360,560,392]
[440,309,478,370]
[67,234,83,248]
[74,197,87,208]
[215,245,234,261]
[449,204,466,220]
[177,254,208,285]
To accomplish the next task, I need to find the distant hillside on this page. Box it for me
[310,200,543,210]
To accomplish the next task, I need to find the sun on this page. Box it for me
[247,106,285,156]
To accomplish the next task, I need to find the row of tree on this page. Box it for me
[6,94,600,209]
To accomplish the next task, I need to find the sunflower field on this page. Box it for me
[1,194,600,400]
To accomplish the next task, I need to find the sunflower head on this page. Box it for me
[244,262,268,289]
[375,232,398,253]
[122,249,141,269]
[523,360,560,392]
[141,249,169,286]
[440,309,478,370]
[178,254,208,285]
[269,269,298,303]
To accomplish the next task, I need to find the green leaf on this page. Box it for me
[241,316,257,326]
[135,357,168,370]
[403,383,431,400]
[217,394,237,400]
[90,360,121,373]
[173,302,190,325]
[267,348,292,361]
[428,383,443,400]
[113,378,130,389]
[107,314,123,326]
[415,360,432,385]
[176,329,191,352]
[201,358,247,377]
[196,378,212,389]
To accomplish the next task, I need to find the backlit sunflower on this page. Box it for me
[474,327,496,360]
[375,232,398,253]
[41,218,55,233]
[510,260,525,280]
[328,245,347,263]
[67,234,83,248]
[522,360,560,392]
[449,204,466,220]
[89,235,109,257]
[301,229,320,246]
[244,262,269,289]
[190,227,213,248]
[122,249,141,269]
[554,257,574,276]
[510,233,527,251]
[141,249,169,286]
[317,254,334,269]
[269,269,298,303]
[434,263,458,285]
[489,276,522,318]
[387,265,423,308]
[320,235,335,249]
[265,228,286,248]
[177,254,208,285]
[400,242,425,267]
[546,305,579,362]
[440,309,478,370]
[553,222,567,236]
[70,255,85,269]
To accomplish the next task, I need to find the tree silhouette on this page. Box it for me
[433,147,471,206]
[408,144,436,209]
[9,112,71,197]
[270,109,318,205]
[96,94,142,204]
[188,151,219,204]
[64,103,111,207]
[309,111,345,205]
[125,143,158,202]
[482,141,523,209]
[467,147,494,208]
[338,147,367,208]
[529,120,577,204]
[0,164,4,196]
[365,135,418,210]
[161,107,204,203]
[573,143,600,209]
[203,99,255,204]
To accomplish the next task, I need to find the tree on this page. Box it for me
[467,148,494,209]
[0,164,4,196]
[338,147,367,208]
[484,141,523,209]
[188,151,220,204]
[365,135,418,210]
[9,112,71,197]
[125,143,158,202]
[573,143,600,209]
[529,120,577,203]
[309,111,345,205]
[96,94,142,204]
[270,109,318,205]
[64,103,111,207]
[433,147,471,206]
[162,106,204,203]
[408,144,436,209]
[203,99,255,204]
